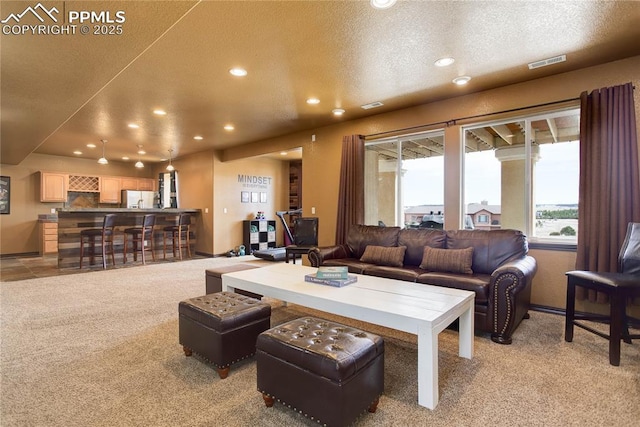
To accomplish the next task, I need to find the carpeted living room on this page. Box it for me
[1,256,638,426]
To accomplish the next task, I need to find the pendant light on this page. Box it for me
[97,139,108,165]
[166,148,175,171]
[134,145,144,168]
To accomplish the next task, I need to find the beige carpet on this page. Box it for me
[1,257,639,426]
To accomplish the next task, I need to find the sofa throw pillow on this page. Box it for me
[360,245,406,267]
[419,246,474,274]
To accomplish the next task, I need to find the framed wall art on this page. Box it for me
[0,176,10,214]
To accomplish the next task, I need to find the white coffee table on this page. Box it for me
[222,263,474,410]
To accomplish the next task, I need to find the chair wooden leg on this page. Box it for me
[609,292,623,366]
[123,234,128,263]
[150,233,156,262]
[564,279,576,342]
[101,237,107,270]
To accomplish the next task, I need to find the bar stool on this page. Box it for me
[80,213,117,269]
[163,213,191,260]
[123,214,156,264]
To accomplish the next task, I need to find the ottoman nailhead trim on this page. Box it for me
[260,388,380,427]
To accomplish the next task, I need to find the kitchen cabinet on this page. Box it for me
[137,178,155,191]
[99,176,121,204]
[120,177,156,191]
[120,177,138,190]
[39,222,58,254]
[40,172,68,202]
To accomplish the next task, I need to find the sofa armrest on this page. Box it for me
[488,255,538,344]
[308,245,352,267]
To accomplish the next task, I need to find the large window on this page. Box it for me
[463,108,580,244]
[365,130,445,228]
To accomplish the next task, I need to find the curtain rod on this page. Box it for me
[364,96,580,139]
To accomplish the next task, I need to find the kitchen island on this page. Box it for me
[56,208,201,269]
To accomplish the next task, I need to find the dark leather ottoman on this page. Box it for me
[179,292,271,379]
[256,317,384,426]
[205,264,262,299]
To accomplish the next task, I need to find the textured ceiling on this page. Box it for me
[2,0,640,166]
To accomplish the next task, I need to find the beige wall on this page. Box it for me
[2,55,639,314]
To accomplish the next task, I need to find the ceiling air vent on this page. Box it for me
[361,101,384,110]
[528,55,566,70]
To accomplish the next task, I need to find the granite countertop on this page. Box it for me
[56,208,200,213]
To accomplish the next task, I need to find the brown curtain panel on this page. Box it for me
[335,135,365,245]
[576,83,640,303]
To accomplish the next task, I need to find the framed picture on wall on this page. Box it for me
[260,192,267,203]
[251,192,259,203]
[241,191,250,203]
[0,176,10,214]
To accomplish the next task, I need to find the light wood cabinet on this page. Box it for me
[137,178,155,191]
[40,172,68,202]
[39,222,58,254]
[120,177,138,190]
[99,176,121,204]
[120,177,155,191]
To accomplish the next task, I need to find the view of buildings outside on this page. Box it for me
[402,140,579,239]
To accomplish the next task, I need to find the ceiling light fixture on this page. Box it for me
[452,76,471,85]
[306,98,320,105]
[153,109,167,116]
[332,108,345,116]
[229,67,247,77]
[166,149,175,171]
[128,123,140,129]
[73,150,82,155]
[86,143,96,148]
[193,135,203,140]
[370,0,396,9]
[224,124,235,131]
[122,156,130,161]
[97,140,108,165]
[134,144,144,168]
[434,57,455,67]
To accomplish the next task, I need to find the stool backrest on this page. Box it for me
[179,213,191,227]
[103,214,117,230]
[619,222,640,275]
[142,214,156,228]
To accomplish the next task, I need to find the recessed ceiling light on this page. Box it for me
[280,151,288,156]
[193,135,204,140]
[128,123,140,129]
[224,124,235,131]
[434,57,455,67]
[370,0,396,9]
[138,149,146,155]
[332,108,345,116]
[306,98,320,105]
[86,143,96,148]
[229,68,247,77]
[153,109,167,116]
[122,156,130,161]
[452,76,471,85]
[73,150,82,155]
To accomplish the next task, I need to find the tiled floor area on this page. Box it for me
[0,253,207,282]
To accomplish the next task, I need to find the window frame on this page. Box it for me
[461,107,580,247]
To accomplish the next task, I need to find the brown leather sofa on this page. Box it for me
[309,225,538,344]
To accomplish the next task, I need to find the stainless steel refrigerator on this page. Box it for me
[121,190,156,209]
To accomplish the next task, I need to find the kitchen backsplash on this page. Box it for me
[68,192,99,208]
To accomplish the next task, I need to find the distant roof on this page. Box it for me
[467,203,501,214]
